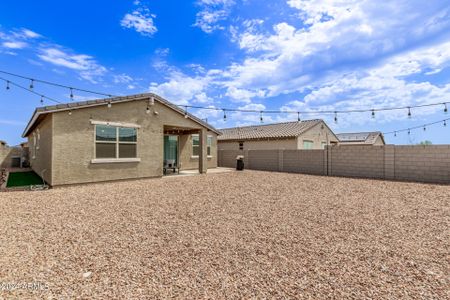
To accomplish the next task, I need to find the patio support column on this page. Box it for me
[199,128,208,174]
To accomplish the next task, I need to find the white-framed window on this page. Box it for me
[36,129,40,150]
[192,134,213,157]
[207,136,212,156]
[321,142,327,149]
[192,134,199,156]
[95,125,137,159]
[303,140,314,150]
[32,132,36,159]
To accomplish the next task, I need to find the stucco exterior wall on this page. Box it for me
[47,99,216,185]
[28,114,53,184]
[0,143,9,168]
[296,122,339,149]
[178,133,217,170]
[218,138,298,151]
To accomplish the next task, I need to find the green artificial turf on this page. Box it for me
[6,171,44,187]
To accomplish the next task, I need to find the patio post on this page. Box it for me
[199,128,208,174]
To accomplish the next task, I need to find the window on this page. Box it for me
[192,134,213,157]
[207,136,212,156]
[192,134,199,156]
[95,125,137,159]
[239,142,244,150]
[321,142,327,149]
[303,140,314,150]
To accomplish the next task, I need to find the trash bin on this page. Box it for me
[236,155,244,171]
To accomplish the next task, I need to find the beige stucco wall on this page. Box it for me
[28,114,53,183]
[218,138,298,151]
[0,143,9,168]
[178,133,217,170]
[297,122,339,149]
[45,99,216,185]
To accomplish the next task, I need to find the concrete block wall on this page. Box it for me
[248,150,279,171]
[394,145,450,183]
[330,145,385,179]
[219,145,450,184]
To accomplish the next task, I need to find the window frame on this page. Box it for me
[239,141,244,150]
[303,140,314,150]
[191,134,213,158]
[92,124,140,163]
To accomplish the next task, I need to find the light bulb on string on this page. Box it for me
[29,79,34,90]
[334,111,338,124]
[184,106,189,118]
[444,120,447,127]
[260,111,263,123]
[223,109,227,121]
[394,131,397,137]
[297,112,301,122]
[6,80,10,90]
[40,96,44,105]
[70,88,74,100]
[408,107,412,118]
[423,126,426,131]
[444,103,448,114]
[371,109,375,118]
[408,129,411,135]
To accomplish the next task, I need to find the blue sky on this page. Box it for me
[1,0,450,145]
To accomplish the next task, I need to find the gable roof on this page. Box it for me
[22,93,220,137]
[218,120,326,141]
[336,131,385,145]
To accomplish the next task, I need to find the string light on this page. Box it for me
[371,109,375,118]
[423,126,426,131]
[384,117,450,136]
[6,80,10,90]
[29,79,34,90]
[184,106,189,118]
[394,131,397,137]
[408,107,412,118]
[444,120,447,127]
[260,111,263,123]
[297,112,301,122]
[0,77,62,104]
[445,103,448,114]
[408,129,411,135]
[40,96,44,105]
[334,111,338,123]
[223,109,227,121]
[70,88,74,100]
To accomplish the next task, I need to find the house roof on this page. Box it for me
[218,120,325,141]
[336,131,385,145]
[22,93,220,137]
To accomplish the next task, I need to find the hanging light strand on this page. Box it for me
[384,117,450,135]
[0,77,63,104]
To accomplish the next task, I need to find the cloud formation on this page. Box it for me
[120,2,157,37]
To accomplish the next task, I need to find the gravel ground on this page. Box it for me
[0,171,448,299]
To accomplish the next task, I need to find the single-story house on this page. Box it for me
[0,140,27,168]
[336,131,385,146]
[22,93,220,186]
[218,120,339,151]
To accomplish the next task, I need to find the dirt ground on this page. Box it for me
[0,171,448,299]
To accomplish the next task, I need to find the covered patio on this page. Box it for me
[163,125,210,175]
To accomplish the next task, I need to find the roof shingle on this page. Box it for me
[218,120,323,141]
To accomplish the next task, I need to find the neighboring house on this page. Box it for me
[22,93,220,186]
[336,132,385,146]
[218,120,339,151]
[0,140,25,168]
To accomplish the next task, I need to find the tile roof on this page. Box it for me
[218,120,323,141]
[22,93,220,137]
[336,131,384,145]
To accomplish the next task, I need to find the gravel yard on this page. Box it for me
[0,170,448,299]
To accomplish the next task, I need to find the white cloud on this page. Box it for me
[194,0,235,33]
[37,47,107,83]
[21,29,41,39]
[2,41,27,49]
[113,74,134,84]
[121,3,157,37]
[149,71,212,105]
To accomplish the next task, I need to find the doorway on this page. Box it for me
[164,135,178,173]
